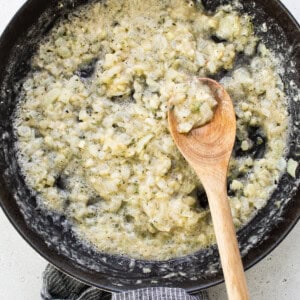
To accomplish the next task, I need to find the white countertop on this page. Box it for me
[0,1,299,299]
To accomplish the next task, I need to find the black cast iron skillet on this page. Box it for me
[0,0,299,294]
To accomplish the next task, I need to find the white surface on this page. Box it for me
[0,1,299,299]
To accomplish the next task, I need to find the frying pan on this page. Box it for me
[0,0,299,294]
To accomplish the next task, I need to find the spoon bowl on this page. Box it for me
[168,78,236,187]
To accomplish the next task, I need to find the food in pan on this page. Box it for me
[15,0,289,260]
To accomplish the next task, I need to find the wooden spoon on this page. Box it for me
[168,78,249,300]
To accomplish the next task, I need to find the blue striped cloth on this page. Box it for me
[41,265,209,300]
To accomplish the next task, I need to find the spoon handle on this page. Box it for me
[206,183,250,300]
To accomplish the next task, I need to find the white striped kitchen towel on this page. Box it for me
[42,265,209,300]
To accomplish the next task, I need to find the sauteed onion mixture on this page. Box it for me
[15,0,288,259]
